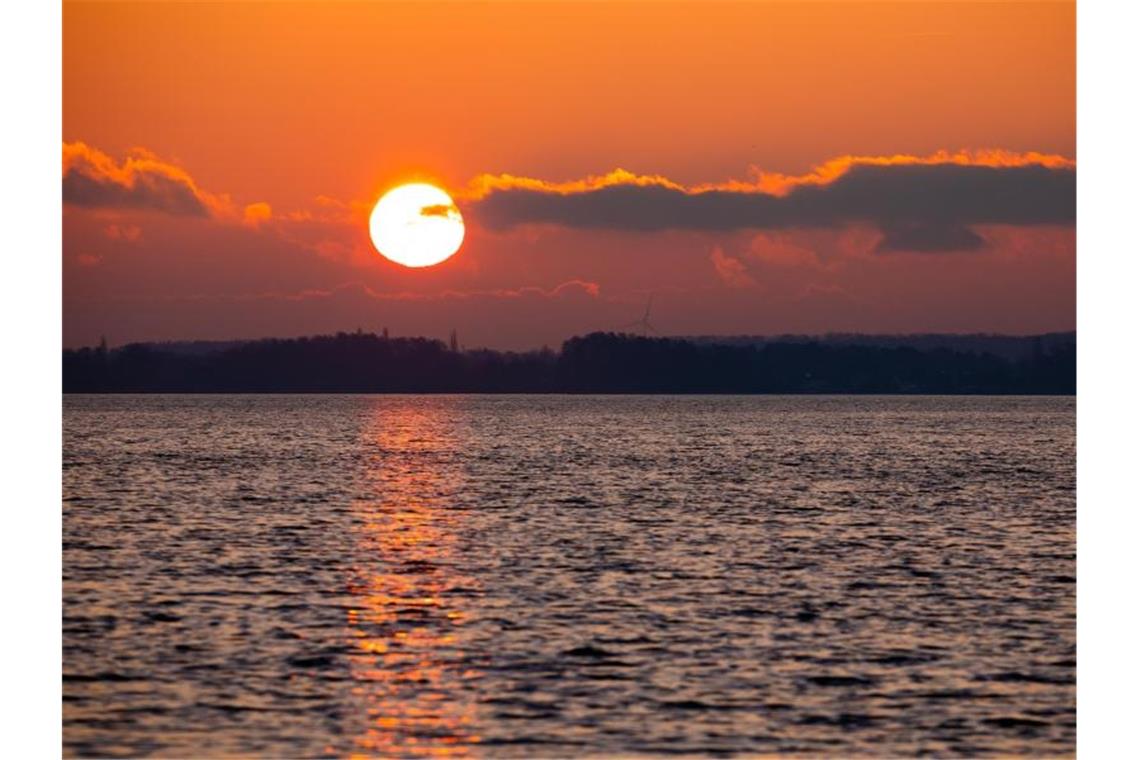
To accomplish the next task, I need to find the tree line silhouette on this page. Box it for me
[63,331,1075,394]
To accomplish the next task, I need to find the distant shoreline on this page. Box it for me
[63,331,1076,395]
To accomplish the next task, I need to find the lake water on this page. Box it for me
[63,395,1075,757]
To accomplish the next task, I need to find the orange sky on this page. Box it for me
[63,1,1075,348]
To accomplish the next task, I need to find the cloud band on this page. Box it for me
[63,142,222,217]
[465,152,1075,252]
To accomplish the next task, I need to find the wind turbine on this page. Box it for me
[618,294,658,335]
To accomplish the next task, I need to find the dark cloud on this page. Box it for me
[62,142,213,217]
[468,162,1075,252]
[877,222,985,253]
[63,169,209,216]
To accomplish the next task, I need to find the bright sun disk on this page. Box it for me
[369,183,465,268]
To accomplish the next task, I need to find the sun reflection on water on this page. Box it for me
[345,401,482,757]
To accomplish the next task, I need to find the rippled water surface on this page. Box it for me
[63,395,1075,757]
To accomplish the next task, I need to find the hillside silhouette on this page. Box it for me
[62,331,1075,394]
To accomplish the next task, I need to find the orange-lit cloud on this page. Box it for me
[465,150,1073,199]
[63,142,228,216]
[465,151,1075,252]
[242,202,273,227]
[465,150,1076,199]
[746,150,1075,196]
[710,246,756,289]
[464,168,688,199]
[61,142,278,225]
[420,203,460,218]
[748,232,822,268]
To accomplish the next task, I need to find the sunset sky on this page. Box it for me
[63,1,1075,349]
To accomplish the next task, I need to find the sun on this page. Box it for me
[369,183,465,268]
